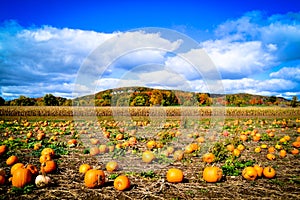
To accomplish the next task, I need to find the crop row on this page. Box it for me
[1,106,300,117]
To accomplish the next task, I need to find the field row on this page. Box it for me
[1,106,300,117]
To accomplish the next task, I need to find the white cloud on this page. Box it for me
[270,67,300,81]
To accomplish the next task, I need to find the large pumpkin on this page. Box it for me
[11,163,25,175]
[12,168,32,188]
[84,169,105,188]
[203,166,222,183]
[263,167,276,179]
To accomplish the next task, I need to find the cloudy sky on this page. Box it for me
[0,0,300,100]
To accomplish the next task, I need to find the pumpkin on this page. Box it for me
[237,144,245,151]
[106,161,119,172]
[90,147,100,156]
[84,169,105,188]
[268,146,276,153]
[266,153,276,160]
[279,149,287,158]
[226,144,235,152]
[146,140,156,149]
[291,148,299,155]
[6,155,19,166]
[41,160,57,174]
[173,150,184,161]
[79,164,92,174]
[240,135,248,141]
[166,168,184,183]
[67,139,77,147]
[114,175,131,191]
[35,174,51,187]
[41,148,55,158]
[26,164,39,176]
[142,151,155,163]
[11,163,25,175]
[12,168,32,188]
[0,145,7,156]
[242,167,257,181]
[202,153,215,163]
[232,149,241,157]
[253,165,263,177]
[40,154,52,163]
[203,166,222,183]
[0,175,5,185]
[263,167,276,179]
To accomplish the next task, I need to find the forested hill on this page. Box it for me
[2,86,297,107]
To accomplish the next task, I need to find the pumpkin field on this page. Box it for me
[0,106,300,199]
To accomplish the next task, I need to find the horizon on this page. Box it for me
[1,1,300,100]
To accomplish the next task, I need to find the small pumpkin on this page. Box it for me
[79,164,92,174]
[242,167,257,181]
[90,147,100,156]
[12,168,32,188]
[41,148,55,157]
[40,154,52,163]
[6,155,19,166]
[173,150,184,161]
[253,165,263,177]
[266,153,276,160]
[166,168,184,183]
[203,166,222,183]
[84,169,105,188]
[41,160,57,174]
[114,175,131,191]
[142,151,155,163]
[263,167,276,179]
[291,148,299,155]
[0,145,7,156]
[202,153,215,163]
[279,149,287,158]
[0,175,5,185]
[226,144,235,152]
[292,141,300,148]
[26,164,39,176]
[106,161,119,172]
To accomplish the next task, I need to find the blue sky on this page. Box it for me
[0,0,300,100]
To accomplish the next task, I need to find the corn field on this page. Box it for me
[0,106,300,118]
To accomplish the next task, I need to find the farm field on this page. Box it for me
[0,107,299,199]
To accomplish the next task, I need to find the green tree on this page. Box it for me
[0,96,5,106]
[131,95,146,106]
[43,94,59,106]
[291,96,298,107]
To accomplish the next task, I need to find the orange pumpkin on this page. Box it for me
[232,149,241,157]
[106,161,119,172]
[202,153,215,163]
[240,135,248,141]
[84,169,105,188]
[263,167,276,179]
[279,149,287,158]
[146,140,156,149]
[292,141,300,148]
[203,166,222,183]
[26,164,39,176]
[0,145,7,156]
[291,148,299,155]
[40,154,52,163]
[226,144,235,152]
[0,175,5,185]
[41,160,57,174]
[114,175,131,191]
[90,147,100,156]
[142,151,155,163]
[11,163,25,175]
[79,164,92,174]
[41,148,55,158]
[166,168,184,183]
[173,150,184,161]
[6,155,19,166]
[12,168,32,188]
[266,153,276,160]
[242,167,257,181]
[253,165,263,177]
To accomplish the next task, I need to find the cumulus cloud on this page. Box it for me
[270,66,300,81]
[1,11,300,100]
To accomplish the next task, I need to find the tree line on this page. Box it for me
[0,87,298,107]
